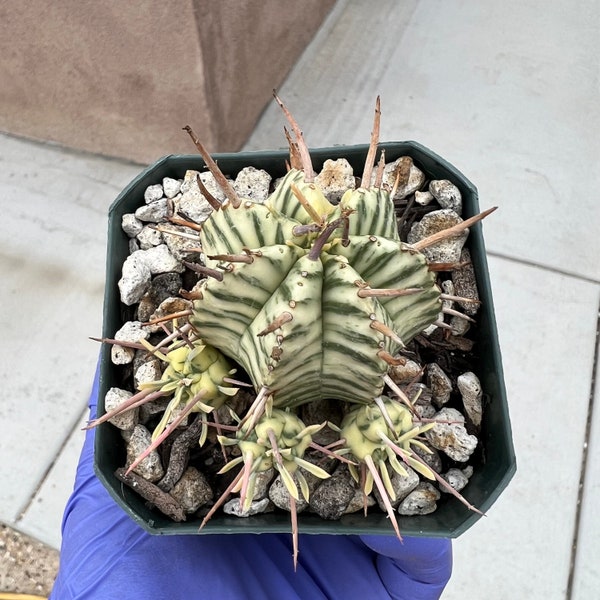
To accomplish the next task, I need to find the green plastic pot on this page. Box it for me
[96,142,516,538]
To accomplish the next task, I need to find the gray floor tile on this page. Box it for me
[15,409,88,549]
[572,325,600,599]
[245,0,600,282]
[0,134,140,519]
[442,257,599,599]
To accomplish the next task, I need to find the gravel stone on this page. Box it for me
[457,371,483,428]
[129,238,140,253]
[126,424,165,482]
[0,523,59,597]
[414,190,434,205]
[315,158,355,203]
[223,497,271,517]
[233,166,272,202]
[177,170,224,224]
[427,362,453,407]
[387,359,424,385]
[441,467,471,492]
[407,209,468,263]
[160,223,201,261]
[429,179,463,214]
[135,198,169,222]
[144,184,164,203]
[381,157,425,200]
[122,213,144,237]
[398,482,440,516]
[163,177,182,199]
[105,387,138,430]
[110,344,135,365]
[451,248,480,316]
[252,468,276,500]
[344,487,376,514]
[309,468,355,519]
[169,467,213,513]
[134,358,162,388]
[118,252,152,305]
[425,407,478,462]
[136,272,183,322]
[135,244,184,275]
[136,225,163,249]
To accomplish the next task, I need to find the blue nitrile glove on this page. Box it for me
[50,367,452,600]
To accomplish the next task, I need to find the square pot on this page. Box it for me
[96,142,516,537]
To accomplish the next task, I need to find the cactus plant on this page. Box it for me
[94,94,498,566]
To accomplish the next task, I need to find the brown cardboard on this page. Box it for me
[0,0,334,163]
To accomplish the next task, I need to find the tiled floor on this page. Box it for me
[1,0,598,598]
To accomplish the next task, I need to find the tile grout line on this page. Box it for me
[14,404,89,524]
[487,250,600,286]
[565,296,600,599]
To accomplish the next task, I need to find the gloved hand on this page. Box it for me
[50,367,452,600]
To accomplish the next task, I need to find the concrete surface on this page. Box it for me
[1,1,598,598]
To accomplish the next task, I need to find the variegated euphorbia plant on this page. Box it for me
[92,95,490,567]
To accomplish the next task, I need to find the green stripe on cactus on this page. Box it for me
[267,169,335,225]
[337,188,399,241]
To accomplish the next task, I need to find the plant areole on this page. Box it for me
[191,167,442,408]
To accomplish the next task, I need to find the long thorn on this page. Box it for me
[150,225,200,241]
[374,149,386,189]
[168,216,204,231]
[84,388,167,430]
[362,96,381,188]
[196,173,222,210]
[142,310,193,326]
[183,261,224,281]
[309,441,358,466]
[182,125,240,208]
[207,253,254,264]
[239,386,270,432]
[442,307,476,322]
[358,287,423,299]
[374,396,399,440]
[283,126,302,170]
[290,494,299,571]
[364,454,402,540]
[370,319,405,347]
[200,469,245,529]
[440,293,481,305]
[407,450,485,516]
[125,390,208,475]
[412,207,498,251]
[272,91,314,182]
[89,337,147,350]
[383,374,416,411]
[377,350,407,366]
[290,182,323,224]
[222,377,253,388]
